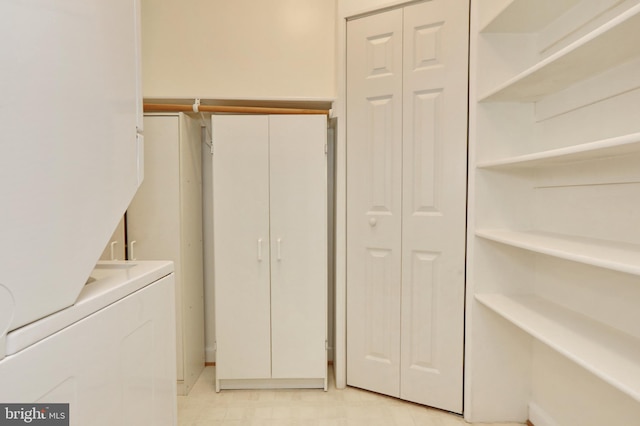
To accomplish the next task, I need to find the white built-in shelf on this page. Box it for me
[477,133,640,169]
[476,293,640,402]
[475,229,640,276]
[479,5,640,102]
[480,0,581,33]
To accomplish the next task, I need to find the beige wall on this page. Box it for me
[339,0,410,17]
[141,0,337,99]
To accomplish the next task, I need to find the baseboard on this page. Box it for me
[217,377,326,391]
[205,347,215,363]
[527,421,534,426]
[529,402,558,426]
[177,380,186,396]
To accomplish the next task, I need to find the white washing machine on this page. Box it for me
[0,1,179,424]
[0,261,177,426]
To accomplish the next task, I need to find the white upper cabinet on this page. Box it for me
[0,0,143,344]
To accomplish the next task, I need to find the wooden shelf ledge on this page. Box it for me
[143,103,330,116]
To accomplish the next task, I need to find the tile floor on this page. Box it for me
[178,367,524,426]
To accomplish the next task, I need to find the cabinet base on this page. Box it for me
[216,378,327,392]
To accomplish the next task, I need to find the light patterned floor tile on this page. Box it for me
[179,367,526,426]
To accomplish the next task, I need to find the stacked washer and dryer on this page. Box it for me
[0,1,177,425]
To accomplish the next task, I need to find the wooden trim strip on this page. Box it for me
[526,420,535,426]
[205,361,335,367]
[143,103,330,115]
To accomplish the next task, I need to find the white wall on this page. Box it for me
[141,0,337,100]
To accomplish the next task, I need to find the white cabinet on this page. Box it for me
[466,1,640,424]
[127,113,205,395]
[212,114,328,391]
[345,0,468,413]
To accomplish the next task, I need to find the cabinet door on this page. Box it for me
[400,0,468,412]
[212,115,271,380]
[177,114,205,394]
[126,115,182,378]
[269,115,328,379]
[346,8,404,398]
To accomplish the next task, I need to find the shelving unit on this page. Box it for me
[475,293,640,403]
[466,0,640,424]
